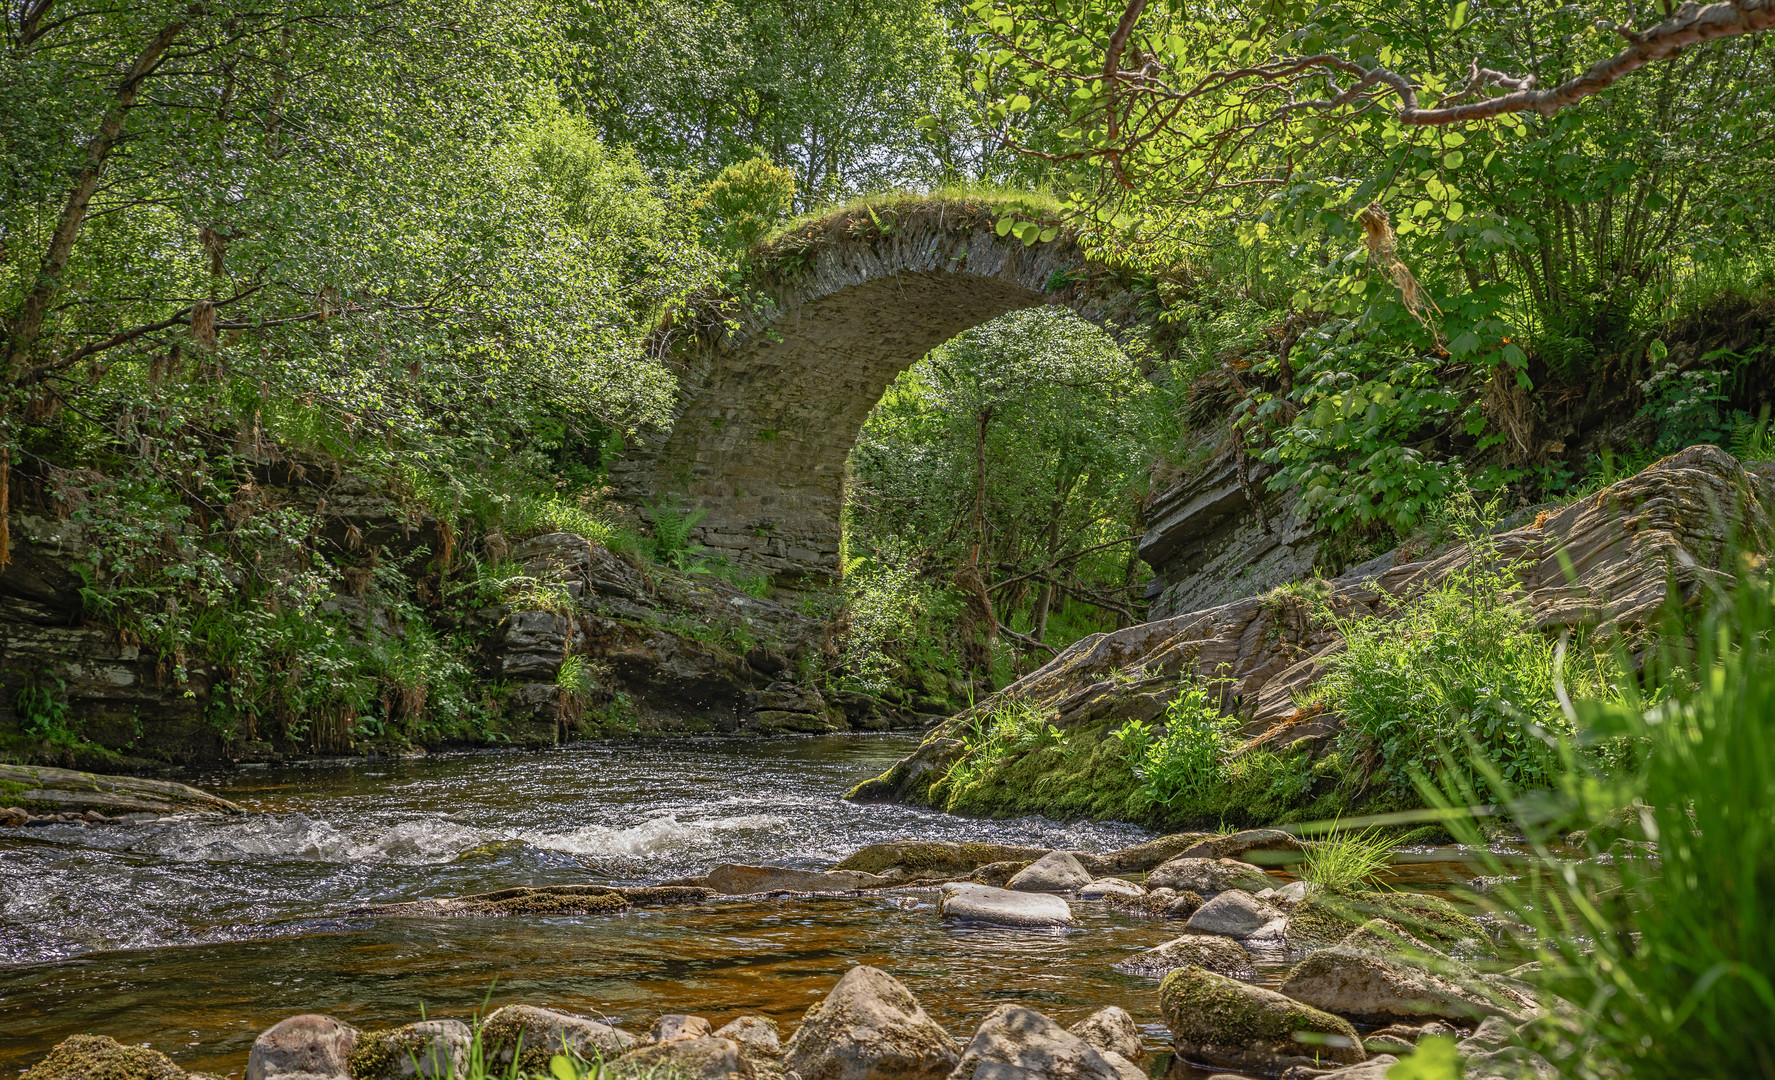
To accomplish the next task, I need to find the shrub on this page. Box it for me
[1134,680,1237,808]
[1321,509,1603,798]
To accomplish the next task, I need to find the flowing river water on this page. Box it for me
[0,734,1235,1076]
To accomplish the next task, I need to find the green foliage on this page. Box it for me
[645,496,709,571]
[1321,495,1606,797]
[1432,570,1775,1079]
[1134,681,1237,809]
[1299,826,1393,891]
[697,158,797,254]
[1384,1036,1461,1080]
[14,677,78,746]
[834,554,960,693]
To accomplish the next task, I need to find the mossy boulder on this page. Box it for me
[355,885,634,918]
[23,1036,188,1080]
[1158,966,1365,1077]
[833,840,1046,880]
[1285,891,1490,953]
[479,1005,639,1072]
[348,1021,470,1080]
[1113,934,1254,979]
[1278,948,1535,1026]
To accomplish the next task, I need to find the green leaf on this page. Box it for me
[1443,151,1464,169]
[1008,94,1032,112]
[1446,202,1465,221]
[995,216,1015,237]
[549,1056,578,1080]
[1447,1,1469,30]
[1649,339,1669,361]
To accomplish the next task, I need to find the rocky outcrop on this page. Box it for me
[1159,966,1365,1078]
[1140,451,1319,621]
[782,966,959,1080]
[1065,1007,1143,1063]
[857,447,1775,810]
[0,763,242,817]
[608,1038,753,1080]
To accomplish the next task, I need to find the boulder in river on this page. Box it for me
[1113,934,1254,980]
[705,865,891,894]
[608,1038,753,1080]
[1180,829,1303,865]
[248,1015,359,1080]
[480,1005,639,1070]
[1146,857,1275,896]
[714,1017,783,1057]
[947,1006,1143,1080]
[23,1035,190,1080]
[1007,850,1093,892]
[783,965,960,1080]
[348,1020,470,1080]
[1159,965,1364,1078]
[1089,833,1217,873]
[1279,948,1535,1026]
[833,841,1049,882]
[0,763,243,818]
[1066,1006,1144,1062]
[651,1015,714,1043]
[938,883,1074,927]
[1458,1018,1558,1080]
[1185,890,1287,939]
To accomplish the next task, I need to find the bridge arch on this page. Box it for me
[612,199,1155,583]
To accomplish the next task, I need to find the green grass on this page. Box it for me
[1431,569,1775,1078]
[758,184,1065,254]
[1298,825,1394,891]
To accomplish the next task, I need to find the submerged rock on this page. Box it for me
[947,1006,1143,1080]
[1184,890,1287,939]
[354,884,712,918]
[249,1015,359,1080]
[1113,934,1254,979]
[1279,948,1535,1025]
[1146,857,1275,896]
[23,1035,189,1080]
[1159,966,1364,1078]
[705,865,891,894]
[938,883,1074,927]
[479,1005,638,1071]
[1066,1007,1143,1063]
[348,1020,470,1080]
[608,1038,752,1080]
[782,966,959,1080]
[1007,850,1093,892]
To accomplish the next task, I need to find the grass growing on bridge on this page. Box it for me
[752,184,1066,273]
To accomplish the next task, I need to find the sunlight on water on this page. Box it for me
[0,735,1196,1077]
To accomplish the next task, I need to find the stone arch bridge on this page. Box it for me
[611,199,1160,584]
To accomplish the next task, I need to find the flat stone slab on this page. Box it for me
[0,764,243,818]
[939,883,1075,927]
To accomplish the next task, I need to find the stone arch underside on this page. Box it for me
[614,212,1142,583]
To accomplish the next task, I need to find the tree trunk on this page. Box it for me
[5,19,185,384]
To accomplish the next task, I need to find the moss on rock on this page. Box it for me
[1158,965,1364,1073]
[22,1035,187,1080]
[1286,891,1490,953]
[833,840,1045,878]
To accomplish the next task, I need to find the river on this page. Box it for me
[0,735,1235,1076]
